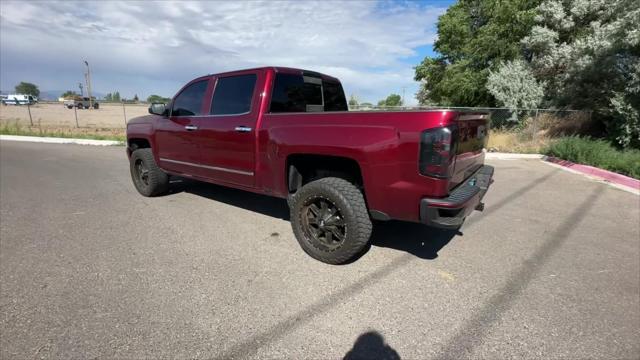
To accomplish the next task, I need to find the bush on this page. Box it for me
[544,137,640,179]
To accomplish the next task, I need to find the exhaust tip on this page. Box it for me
[475,202,485,212]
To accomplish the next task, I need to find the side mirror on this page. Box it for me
[149,103,168,116]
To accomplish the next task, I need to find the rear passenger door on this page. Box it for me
[193,71,261,188]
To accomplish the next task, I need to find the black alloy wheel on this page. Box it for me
[134,158,150,187]
[301,197,347,250]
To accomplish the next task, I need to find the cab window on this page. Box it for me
[270,73,347,113]
[210,74,257,115]
[172,79,208,116]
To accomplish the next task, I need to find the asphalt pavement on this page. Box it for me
[1,141,638,359]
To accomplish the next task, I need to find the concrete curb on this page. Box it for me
[0,135,123,146]
[542,156,639,195]
[485,152,544,160]
[486,152,639,195]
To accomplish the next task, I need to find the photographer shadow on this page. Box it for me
[343,331,401,360]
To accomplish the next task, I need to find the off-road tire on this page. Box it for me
[130,148,169,197]
[290,177,372,264]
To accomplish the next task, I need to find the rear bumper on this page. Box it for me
[420,165,494,229]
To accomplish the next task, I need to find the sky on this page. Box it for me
[0,0,452,105]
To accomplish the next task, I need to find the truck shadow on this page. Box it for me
[367,221,457,260]
[170,178,456,261]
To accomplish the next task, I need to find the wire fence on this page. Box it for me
[1,102,594,143]
[349,105,594,141]
[0,101,149,130]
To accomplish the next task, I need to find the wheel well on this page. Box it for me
[286,154,364,194]
[128,138,151,150]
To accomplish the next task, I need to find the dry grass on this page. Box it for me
[487,130,549,153]
[488,111,600,153]
[0,102,147,128]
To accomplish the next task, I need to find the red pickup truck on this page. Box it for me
[127,67,493,264]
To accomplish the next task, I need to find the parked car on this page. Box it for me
[2,94,36,105]
[126,67,493,264]
[64,96,99,109]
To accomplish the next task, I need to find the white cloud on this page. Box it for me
[0,0,444,103]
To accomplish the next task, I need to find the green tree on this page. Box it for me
[113,91,121,102]
[377,94,403,107]
[486,59,544,111]
[61,90,77,98]
[133,94,139,102]
[516,0,640,147]
[414,0,540,106]
[147,94,171,103]
[15,82,40,97]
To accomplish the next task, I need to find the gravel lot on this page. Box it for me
[0,103,148,128]
[1,141,638,359]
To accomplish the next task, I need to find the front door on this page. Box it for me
[193,72,262,187]
[155,78,211,175]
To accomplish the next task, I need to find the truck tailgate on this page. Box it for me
[450,113,489,190]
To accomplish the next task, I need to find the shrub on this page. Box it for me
[544,136,640,179]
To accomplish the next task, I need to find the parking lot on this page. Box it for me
[1,141,638,359]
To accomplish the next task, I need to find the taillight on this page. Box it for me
[419,125,458,178]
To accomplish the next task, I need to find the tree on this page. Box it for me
[414,0,541,106]
[133,94,139,102]
[15,82,40,97]
[486,59,545,111]
[61,90,77,98]
[377,94,403,107]
[518,0,640,147]
[147,94,171,103]
[113,91,121,102]
[348,94,359,107]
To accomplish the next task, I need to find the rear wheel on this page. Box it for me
[130,148,169,197]
[290,177,372,264]
[77,104,84,109]
[93,103,99,109]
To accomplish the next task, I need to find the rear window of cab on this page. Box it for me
[269,73,348,113]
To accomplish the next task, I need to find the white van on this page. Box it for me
[2,94,36,105]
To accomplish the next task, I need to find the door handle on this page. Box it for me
[185,125,198,131]
[235,126,252,132]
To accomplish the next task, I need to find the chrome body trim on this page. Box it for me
[159,158,254,176]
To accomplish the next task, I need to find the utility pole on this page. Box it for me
[84,60,93,109]
[401,86,406,106]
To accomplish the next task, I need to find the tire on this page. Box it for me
[129,148,169,197]
[66,105,73,109]
[77,104,84,109]
[93,103,99,109]
[290,177,372,264]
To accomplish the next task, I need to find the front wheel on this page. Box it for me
[130,148,169,197]
[290,177,372,264]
